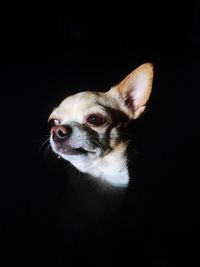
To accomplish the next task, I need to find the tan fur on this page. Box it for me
[49,63,154,187]
[107,63,153,119]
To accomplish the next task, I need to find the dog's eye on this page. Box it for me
[86,114,105,127]
[48,119,59,127]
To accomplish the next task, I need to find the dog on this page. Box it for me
[48,63,153,234]
[49,63,153,188]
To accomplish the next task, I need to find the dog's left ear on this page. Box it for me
[108,63,153,119]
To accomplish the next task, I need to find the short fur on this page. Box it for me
[49,63,153,188]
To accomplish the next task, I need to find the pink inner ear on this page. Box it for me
[124,90,135,111]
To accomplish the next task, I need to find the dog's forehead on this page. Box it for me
[50,91,118,123]
[61,91,100,107]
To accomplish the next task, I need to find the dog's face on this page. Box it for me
[49,90,129,169]
[49,63,153,175]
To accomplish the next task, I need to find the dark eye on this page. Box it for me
[48,119,59,127]
[86,114,105,127]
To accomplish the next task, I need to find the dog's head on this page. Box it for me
[48,63,153,175]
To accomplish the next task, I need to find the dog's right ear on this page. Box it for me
[108,63,154,119]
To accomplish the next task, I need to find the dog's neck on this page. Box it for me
[88,149,129,188]
[69,143,130,188]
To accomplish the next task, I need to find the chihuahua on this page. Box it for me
[49,63,153,189]
[48,63,154,233]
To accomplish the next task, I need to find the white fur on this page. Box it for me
[49,63,153,188]
[50,135,129,187]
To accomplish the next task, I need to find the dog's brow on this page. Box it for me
[86,104,108,113]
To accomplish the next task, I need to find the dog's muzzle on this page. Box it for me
[50,124,96,155]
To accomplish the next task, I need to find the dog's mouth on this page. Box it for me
[52,142,95,156]
[61,145,92,155]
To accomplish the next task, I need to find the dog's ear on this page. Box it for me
[108,63,153,119]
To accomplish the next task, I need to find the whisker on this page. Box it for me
[64,161,72,169]
[88,137,105,153]
[44,134,50,138]
[39,136,50,152]
[44,143,52,161]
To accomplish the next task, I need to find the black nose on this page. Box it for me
[51,125,72,142]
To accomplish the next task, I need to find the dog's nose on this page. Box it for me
[51,125,72,142]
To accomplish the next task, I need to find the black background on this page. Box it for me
[1,1,200,266]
